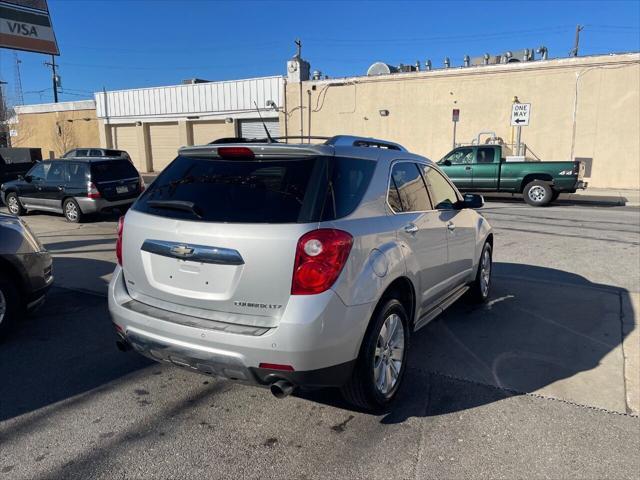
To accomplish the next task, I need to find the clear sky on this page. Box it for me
[0,0,638,105]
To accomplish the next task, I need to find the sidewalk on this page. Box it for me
[565,188,640,207]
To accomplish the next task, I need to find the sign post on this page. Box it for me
[511,103,531,156]
[452,108,460,148]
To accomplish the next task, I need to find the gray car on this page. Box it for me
[108,135,493,410]
[0,213,53,339]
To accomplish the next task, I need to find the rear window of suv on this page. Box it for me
[90,160,139,182]
[133,155,376,223]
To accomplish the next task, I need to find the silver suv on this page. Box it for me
[108,136,493,410]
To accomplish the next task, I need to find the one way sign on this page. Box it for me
[511,103,531,126]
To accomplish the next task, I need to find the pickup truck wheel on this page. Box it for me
[469,242,492,303]
[341,298,410,412]
[0,274,21,340]
[5,192,26,216]
[523,180,553,206]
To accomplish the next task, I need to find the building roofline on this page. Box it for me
[307,51,640,86]
[14,99,96,115]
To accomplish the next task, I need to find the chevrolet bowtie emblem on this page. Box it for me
[170,245,194,256]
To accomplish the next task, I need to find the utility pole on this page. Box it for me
[569,24,584,57]
[295,38,304,141]
[44,55,59,103]
[14,53,24,105]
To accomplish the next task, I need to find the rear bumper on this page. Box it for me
[108,266,371,388]
[576,180,588,190]
[75,197,134,214]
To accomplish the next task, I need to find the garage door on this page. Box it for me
[148,123,180,172]
[192,120,232,145]
[111,125,142,171]
[239,119,280,139]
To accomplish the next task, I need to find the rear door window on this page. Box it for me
[67,163,89,184]
[46,162,67,183]
[90,160,139,182]
[75,149,89,157]
[133,155,375,223]
[89,149,104,157]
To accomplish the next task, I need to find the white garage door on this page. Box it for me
[111,125,142,171]
[148,123,180,172]
[239,119,280,139]
[192,121,231,145]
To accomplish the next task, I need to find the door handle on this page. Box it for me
[57,185,64,191]
[403,223,418,234]
[447,222,456,231]
[465,166,472,171]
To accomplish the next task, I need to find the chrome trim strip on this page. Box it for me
[141,239,244,265]
[122,299,270,336]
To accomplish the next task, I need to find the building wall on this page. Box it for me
[11,101,100,158]
[283,53,640,189]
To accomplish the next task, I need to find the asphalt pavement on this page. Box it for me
[1,200,638,479]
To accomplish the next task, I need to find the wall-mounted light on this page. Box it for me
[379,109,390,117]
[225,117,234,124]
[135,121,142,126]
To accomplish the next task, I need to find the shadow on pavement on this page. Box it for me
[303,263,633,421]
[0,264,150,423]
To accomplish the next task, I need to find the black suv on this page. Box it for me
[1,158,144,223]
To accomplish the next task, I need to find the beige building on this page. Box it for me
[10,100,100,158]
[283,53,640,189]
[95,76,283,173]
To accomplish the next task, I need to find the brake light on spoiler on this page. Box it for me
[217,147,255,159]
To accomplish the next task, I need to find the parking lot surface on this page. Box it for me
[1,200,639,479]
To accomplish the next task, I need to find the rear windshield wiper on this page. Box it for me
[147,200,203,219]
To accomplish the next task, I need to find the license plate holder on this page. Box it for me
[116,185,129,194]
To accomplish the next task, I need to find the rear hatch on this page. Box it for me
[122,149,376,327]
[91,159,141,201]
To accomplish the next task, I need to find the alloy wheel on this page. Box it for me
[65,202,78,221]
[480,249,491,297]
[373,313,405,397]
[7,196,19,215]
[528,185,546,202]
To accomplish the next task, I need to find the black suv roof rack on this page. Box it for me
[207,135,406,151]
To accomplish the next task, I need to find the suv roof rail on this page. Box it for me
[325,135,406,151]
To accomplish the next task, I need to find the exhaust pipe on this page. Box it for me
[270,380,295,399]
[116,339,131,352]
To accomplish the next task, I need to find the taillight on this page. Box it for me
[116,216,124,266]
[291,229,353,295]
[139,176,146,192]
[87,181,101,199]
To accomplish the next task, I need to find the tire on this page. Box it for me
[0,274,22,340]
[469,242,492,303]
[341,298,410,412]
[63,198,84,223]
[550,190,561,202]
[523,180,553,206]
[5,192,26,216]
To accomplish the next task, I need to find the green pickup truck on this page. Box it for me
[438,145,587,206]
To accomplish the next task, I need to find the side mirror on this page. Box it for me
[23,175,32,183]
[443,159,452,166]
[461,193,484,209]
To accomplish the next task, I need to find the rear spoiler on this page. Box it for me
[179,143,334,159]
